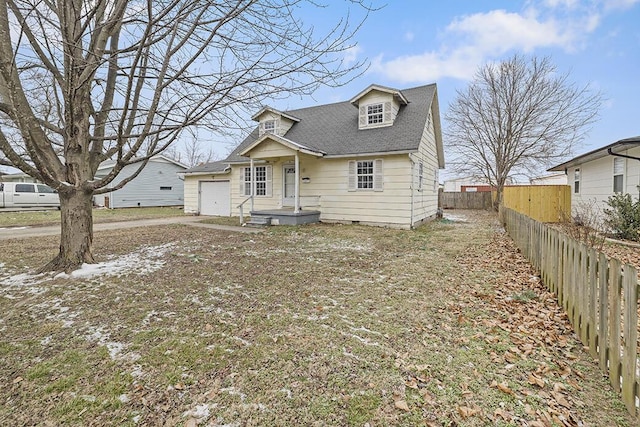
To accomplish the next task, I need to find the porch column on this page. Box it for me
[294,152,300,213]
[250,157,255,212]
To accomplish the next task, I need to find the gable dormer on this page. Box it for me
[350,84,409,130]
[251,107,300,137]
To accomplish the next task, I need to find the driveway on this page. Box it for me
[0,216,261,240]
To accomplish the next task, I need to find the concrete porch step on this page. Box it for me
[246,216,272,227]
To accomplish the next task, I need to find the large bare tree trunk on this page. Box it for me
[40,189,95,272]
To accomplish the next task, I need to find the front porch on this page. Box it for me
[248,208,320,226]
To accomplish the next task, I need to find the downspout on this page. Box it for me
[409,154,415,228]
[294,152,300,213]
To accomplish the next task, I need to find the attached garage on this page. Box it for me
[199,180,231,216]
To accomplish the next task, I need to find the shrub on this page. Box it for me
[559,199,605,249]
[603,193,640,241]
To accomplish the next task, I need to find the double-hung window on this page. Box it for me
[241,165,272,197]
[367,104,383,125]
[348,159,383,191]
[573,168,580,194]
[613,158,624,193]
[263,120,276,134]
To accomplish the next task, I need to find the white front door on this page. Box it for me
[283,165,295,207]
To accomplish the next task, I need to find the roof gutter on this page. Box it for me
[607,147,640,161]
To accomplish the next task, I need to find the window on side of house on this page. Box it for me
[573,168,580,194]
[348,159,383,191]
[613,157,624,193]
[367,103,383,125]
[241,165,272,197]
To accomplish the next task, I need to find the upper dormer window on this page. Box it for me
[367,104,384,125]
[263,119,276,134]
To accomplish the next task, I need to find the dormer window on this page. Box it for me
[367,103,384,125]
[263,119,276,134]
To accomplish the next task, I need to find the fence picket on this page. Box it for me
[609,258,622,393]
[599,253,610,375]
[622,265,638,413]
[588,248,598,358]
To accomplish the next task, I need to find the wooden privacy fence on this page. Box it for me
[439,190,493,210]
[503,185,571,223]
[502,207,639,415]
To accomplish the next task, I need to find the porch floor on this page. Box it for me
[249,208,320,226]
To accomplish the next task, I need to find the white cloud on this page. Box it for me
[601,0,640,10]
[372,5,608,83]
[343,45,362,66]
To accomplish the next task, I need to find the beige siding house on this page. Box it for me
[548,136,640,214]
[183,83,445,228]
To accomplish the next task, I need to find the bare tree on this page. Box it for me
[0,0,371,271]
[445,54,602,209]
[166,129,218,167]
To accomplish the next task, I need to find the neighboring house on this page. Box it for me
[529,173,568,186]
[443,176,489,192]
[0,172,38,183]
[443,176,516,192]
[548,136,640,213]
[94,155,188,208]
[183,83,445,228]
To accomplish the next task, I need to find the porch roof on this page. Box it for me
[238,134,326,158]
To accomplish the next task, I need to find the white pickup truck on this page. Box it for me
[0,182,60,209]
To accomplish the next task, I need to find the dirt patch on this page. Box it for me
[0,213,635,426]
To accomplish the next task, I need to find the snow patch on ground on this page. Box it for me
[443,212,468,222]
[85,326,140,361]
[57,243,176,279]
[183,403,215,420]
[1,243,176,289]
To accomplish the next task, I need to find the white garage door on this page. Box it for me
[200,181,230,216]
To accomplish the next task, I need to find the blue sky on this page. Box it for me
[2,0,638,179]
[269,0,639,179]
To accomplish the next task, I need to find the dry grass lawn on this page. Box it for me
[0,211,635,426]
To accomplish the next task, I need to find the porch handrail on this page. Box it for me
[237,196,253,225]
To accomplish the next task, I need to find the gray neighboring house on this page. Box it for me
[183,83,445,228]
[94,155,188,208]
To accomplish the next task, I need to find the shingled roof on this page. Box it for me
[183,160,230,175]
[224,83,441,164]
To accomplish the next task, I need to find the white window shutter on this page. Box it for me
[240,167,247,196]
[374,159,383,191]
[384,102,392,123]
[348,160,356,191]
[274,119,280,136]
[359,106,366,127]
[258,122,265,136]
[266,165,273,197]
